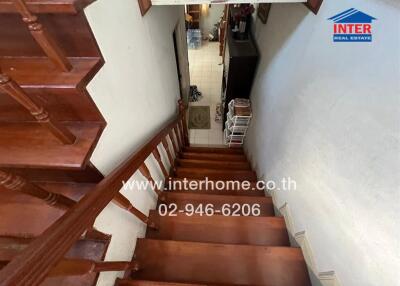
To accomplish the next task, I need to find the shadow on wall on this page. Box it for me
[248,3,309,174]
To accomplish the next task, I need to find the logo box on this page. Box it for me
[328,8,377,42]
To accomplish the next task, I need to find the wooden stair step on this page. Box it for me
[3,162,104,183]
[0,182,94,237]
[175,167,257,181]
[167,178,264,196]
[147,211,289,246]
[160,192,274,216]
[0,122,103,169]
[132,239,311,286]
[0,0,95,14]
[0,236,110,286]
[0,57,102,89]
[116,279,206,286]
[176,158,251,170]
[182,146,243,155]
[180,152,248,162]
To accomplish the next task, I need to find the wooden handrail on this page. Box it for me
[13,0,72,71]
[0,71,76,144]
[0,104,187,285]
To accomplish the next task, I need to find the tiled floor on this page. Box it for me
[188,41,225,146]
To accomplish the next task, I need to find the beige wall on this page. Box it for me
[83,1,185,285]
[246,1,400,285]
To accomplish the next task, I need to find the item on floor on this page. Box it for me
[187,29,202,49]
[230,4,255,41]
[215,103,222,122]
[189,85,202,102]
[189,106,211,129]
[224,99,252,147]
[209,23,220,42]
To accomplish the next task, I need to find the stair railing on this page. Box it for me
[0,69,77,144]
[0,100,189,286]
[12,0,72,71]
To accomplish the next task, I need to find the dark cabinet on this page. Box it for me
[222,29,259,131]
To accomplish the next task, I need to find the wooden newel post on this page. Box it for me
[0,170,75,210]
[0,71,76,144]
[13,0,72,72]
[178,99,190,146]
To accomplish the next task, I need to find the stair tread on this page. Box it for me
[175,167,257,181]
[117,279,207,286]
[176,158,251,170]
[0,122,103,169]
[0,0,95,14]
[0,236,110,286]
[147,211,289,246]
[183,146,243,154]
[0,182,94,237]
[161,192,273,215]
[180,152,248,162]
[133,239,311,286]
[0,57,101,88]
[115,279,203,286]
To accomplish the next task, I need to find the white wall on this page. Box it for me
[83,1,184,285]
[200,4,224,36]
[245,1,400,285]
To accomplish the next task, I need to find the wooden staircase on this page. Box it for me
[118,147,311,286]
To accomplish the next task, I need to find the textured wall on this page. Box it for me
[246,1,400,285]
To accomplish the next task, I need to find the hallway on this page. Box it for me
[188,41,224,146]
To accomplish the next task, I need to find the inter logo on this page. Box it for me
[328,8,377,42]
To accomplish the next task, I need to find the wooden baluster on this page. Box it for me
[0,170,75,210]
[82,228,111,241]
[50,259,140,277]
[168,131,179,155]
[152,147,168,178]
[138,163,165,201]
[112,193,157,229]
[173,125,183,151]
[178,99,190,146]
[161,137,174,166]
[12,0,72,72]
[178,120,185,147]
[0,72,76,144]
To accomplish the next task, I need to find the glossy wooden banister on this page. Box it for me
[0,109,186,285]
[12,0,72,72]
[0,170,75,211]
[178,99,190,146]
[0,71,76,144]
